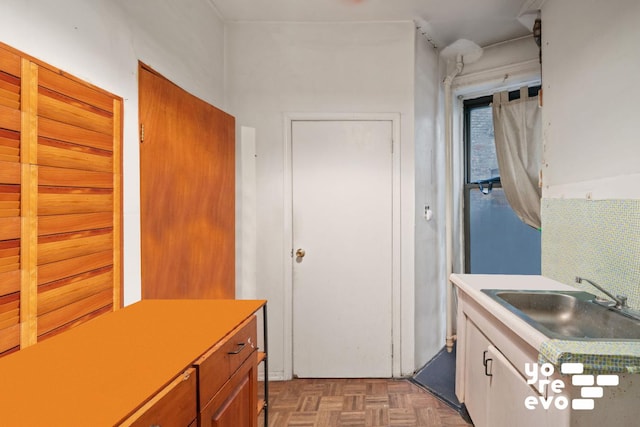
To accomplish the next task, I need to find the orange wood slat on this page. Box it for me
[38,117,113,152]
[0,133,20,145]
[0,47,20,77]
[38,212,112,236]
[0,254,19,267]
[0,291,19,310]
[0,295,19,331]
[38,90,113,135]
[0,309,19,330]
[0,261,19,274]
[0,146,19,163]
[0,87,19,110]
[37,230,112,265]
[38,190,113,216]
[0,210,19,218]
[0,270,20,296]
[0,184,20,202]
[38,66,113,114]
[37,139,112,172]
[0,154,18,164]
[37,288,112,336]
[38,165,113,189]
[0,200,19,209]
[0,217,20,241]
[38,250,112,286]
[0,131,20,155]
[37,268,113,315]
[0,75,20,96]
[0,239,19,253]
[0,161,20,184]
[0,323,19,354]
[0,104,20,133]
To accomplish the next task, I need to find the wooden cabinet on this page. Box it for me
[0,299,266,426]
[196,316,257,407]
[194,312,268,427]
[121,368,198,427]
[200,353,258,427]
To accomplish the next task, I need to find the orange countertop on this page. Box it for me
[0,299,266,426]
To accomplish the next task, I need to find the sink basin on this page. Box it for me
[482,289,640,340]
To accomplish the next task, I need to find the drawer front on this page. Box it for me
[196,316,257,408]
[199,352,258,427]
[120,367,197,427]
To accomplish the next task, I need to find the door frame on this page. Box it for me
[283,112,402,378]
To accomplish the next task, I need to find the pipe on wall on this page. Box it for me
[444,55,463,352]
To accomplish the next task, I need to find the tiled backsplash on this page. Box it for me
[541,198,640,309]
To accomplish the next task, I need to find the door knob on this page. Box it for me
[295,248,306,258]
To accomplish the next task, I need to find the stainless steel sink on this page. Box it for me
[482,289,640,340]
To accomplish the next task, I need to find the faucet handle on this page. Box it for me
[616,295,628,308]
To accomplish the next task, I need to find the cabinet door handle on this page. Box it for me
[228,342,246,355]
[484,358,493,377]
[482,350,489,366]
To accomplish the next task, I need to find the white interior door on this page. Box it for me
[292,120,393,378]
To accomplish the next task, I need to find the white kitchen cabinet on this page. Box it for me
[453,274,640,427]
[463,318,546,427]
[463,320,491,426]
[486,345,547,427]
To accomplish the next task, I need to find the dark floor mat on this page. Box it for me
[411,343,470,421]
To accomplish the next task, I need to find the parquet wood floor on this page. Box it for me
[258,378,472,427]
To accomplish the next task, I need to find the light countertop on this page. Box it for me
[451,274,640,373]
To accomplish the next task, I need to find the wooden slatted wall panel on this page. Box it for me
[0,46,21,355]
[35,66,117,340]
[0,42,122,353]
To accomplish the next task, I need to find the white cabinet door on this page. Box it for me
[464,319,492,427]
[486,345,547,427]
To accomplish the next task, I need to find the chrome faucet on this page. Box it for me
[575,276,628,309]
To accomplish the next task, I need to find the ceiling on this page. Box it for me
[209,0,535,48]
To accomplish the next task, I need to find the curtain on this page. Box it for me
[492,87,542,229]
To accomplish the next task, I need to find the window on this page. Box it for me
[463,89,541,274]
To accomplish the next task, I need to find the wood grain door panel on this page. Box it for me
[139,64,235,299]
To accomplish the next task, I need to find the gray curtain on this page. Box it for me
[492,87,542,229]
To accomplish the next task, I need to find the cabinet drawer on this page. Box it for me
[196,316,257,408]
[199,351,258,427]
[119,367,197,427]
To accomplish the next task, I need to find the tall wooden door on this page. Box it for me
[139,64,235,299]
[291,120,393,378]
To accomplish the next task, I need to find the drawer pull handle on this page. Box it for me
[228,342,247,355]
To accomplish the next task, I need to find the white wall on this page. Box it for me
[414,31,446,368]
[225,21,417,378]
[541,0,640,197]
[0,0,227,305]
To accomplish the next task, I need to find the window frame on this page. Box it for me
[462,86,540,273]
